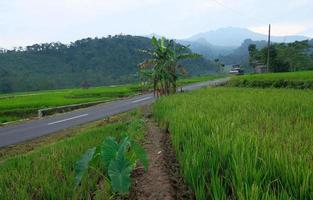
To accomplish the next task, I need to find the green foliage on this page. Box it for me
[75,135,148,194]
[0,35,216,93]
[153,87,313,200]
[249,40,313,72]
[139,36,201,96]
[100,137,119,169]
[108,152,133,193]
[0,111,146,199]
[75,147,96,187]
[0,84,141,123]
[131,140,148,171]
[228,71,313,89]
[219,39,268,70]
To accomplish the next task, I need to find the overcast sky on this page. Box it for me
[1,0,312,48]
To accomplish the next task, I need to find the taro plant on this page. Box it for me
[75,136,148,194]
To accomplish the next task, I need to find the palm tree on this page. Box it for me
[139,36,200,96]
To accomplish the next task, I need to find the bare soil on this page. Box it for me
[129,109,194,200]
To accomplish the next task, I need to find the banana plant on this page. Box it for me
[139,36,201,96]
[75,136,148,194]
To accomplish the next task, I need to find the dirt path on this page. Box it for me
[129,114,194,200]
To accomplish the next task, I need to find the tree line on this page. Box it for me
[248,39,313,72]
[0,35,217,93]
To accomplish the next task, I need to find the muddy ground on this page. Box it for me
[128,110,194,200]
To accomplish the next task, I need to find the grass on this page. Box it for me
[0,109,146,199]
[153,87,313,200]
[228,71,313,89]
[0,114,126,161]
[0,75,221,124]
[0,84,141,124]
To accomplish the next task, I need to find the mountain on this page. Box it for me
[146,34,236,59]
[219,38,313,73]
[0,35,217,93]
[219,39,268,68]
[187,27,309,47]
[178,38,236,59]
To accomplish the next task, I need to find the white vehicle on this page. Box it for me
[229,67,244,75]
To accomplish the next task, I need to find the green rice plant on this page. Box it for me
[0,84,142,123]
[228,71,313,89]
[75,136,148,194]
[153,87,313,200]
[0,111,146,199]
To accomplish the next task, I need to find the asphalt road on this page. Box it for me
[0,78,229,148]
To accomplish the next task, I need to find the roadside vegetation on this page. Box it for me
[228,71,313,89]
[153,87,313,199]
[0,110,146,199]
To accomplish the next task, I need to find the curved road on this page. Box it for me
[0,78,229,148]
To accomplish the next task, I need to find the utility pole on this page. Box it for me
[267,24,271,72]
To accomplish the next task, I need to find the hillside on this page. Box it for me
[0,35,217,93]
[219,39,268,67]
[178,38,235,59]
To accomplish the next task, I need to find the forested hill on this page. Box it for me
[0,35,217,93]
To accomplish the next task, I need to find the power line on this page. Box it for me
[210,0,267,25]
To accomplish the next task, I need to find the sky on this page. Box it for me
[0,0,312,48]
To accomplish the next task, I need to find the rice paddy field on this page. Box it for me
[153,87,313,200]
[228,71,313,89]
[0,84,141,124]
[0,110,146,200]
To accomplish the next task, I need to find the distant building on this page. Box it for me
[255,65,268,73]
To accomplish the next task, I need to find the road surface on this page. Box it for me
[0,78,229,148]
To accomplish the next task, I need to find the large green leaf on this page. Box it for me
[117,136,130,156]
[75,147,96,187]
[131,141,148,171]
[108,153,133,193]
[151,36,159,48]
[100,137,119,169]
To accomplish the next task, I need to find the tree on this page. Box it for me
[139,37,200,96]
[214,58,225,73]
[0,35,216,93]
[248,44,257,68]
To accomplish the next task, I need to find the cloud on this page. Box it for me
[0,0,312,48]
[250,24,309,36]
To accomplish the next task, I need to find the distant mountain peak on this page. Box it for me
[186,27,309,47]
[145,33,164,39]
